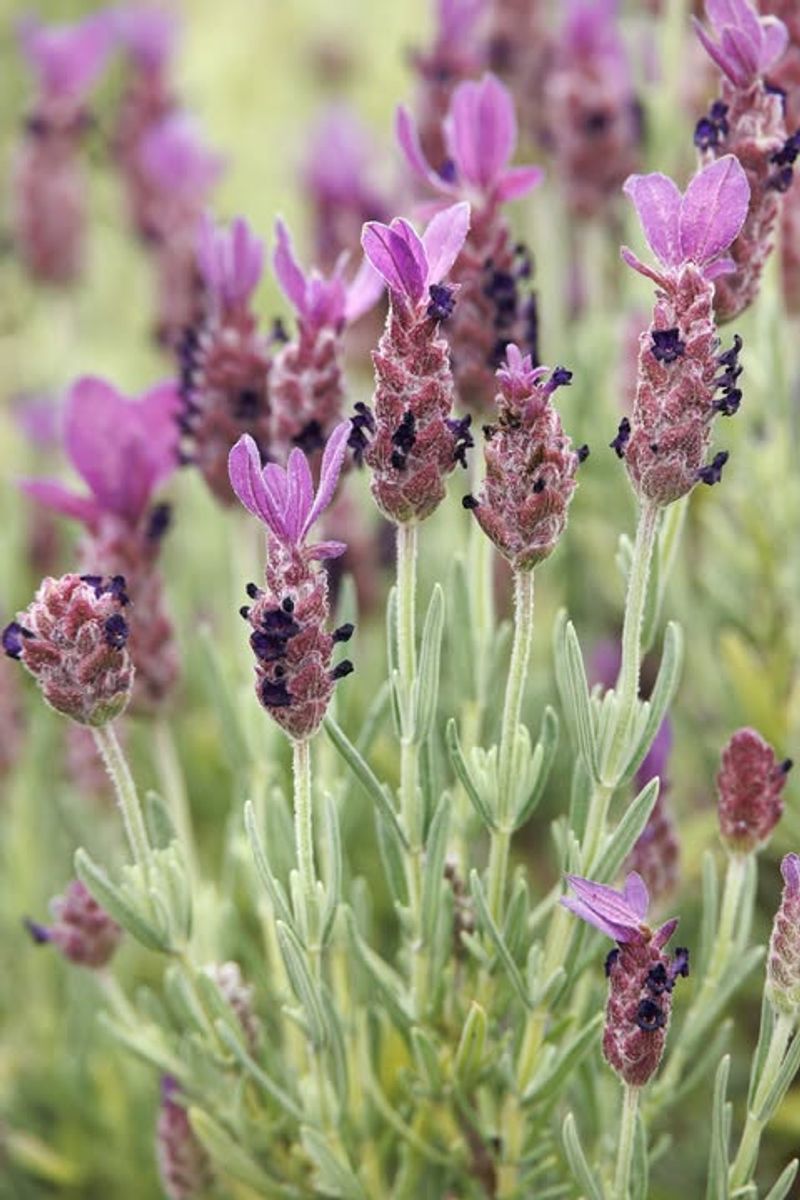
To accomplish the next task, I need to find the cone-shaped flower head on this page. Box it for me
[22,376,180,530]
[464,348,582,569]
[4,573,134,726]
[716,727,792,853]
[562,873,689,1085]
[622,155,750,286]
[27,879,122,968]
[229,424,354,739]
[693,0,788,89]
[114,3,179,72]
[397,73,543,206]
[197,214,265,313]
[19,13,114,104]
[617,157,750,506]
[358,204,474,522]
[157,1077,214,1200]
[767,854,800,1017]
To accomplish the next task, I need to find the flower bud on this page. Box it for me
[156,1077,214,1200]
[205,961,261,1054]
[3,573,134,725]
[28,879,122,968]
[716,727,791,854]
[767,854,800,1017]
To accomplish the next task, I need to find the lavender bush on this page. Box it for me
[2,1,800,1197]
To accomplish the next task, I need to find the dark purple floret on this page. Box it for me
[428,284,456,322]
[260,678,292,707]
[770,131,800,168]
[447,413,474,468]
[251,630,291,661]
[462,494,479,510]
[694,101,729,152]
[246,582,261,600]
[577,444,590,463]
[331,659,354,680]
[261,609,300,636]
[146,502,172,542]
[3,621,33,659]
[348,401,375,467]
[390,411,417,470]
[103,614,129,650]
[551,366,573,388]
[651,328,685,364]
[332,623,354,643]
[697,450,729,485]
[610,417,631,458]
[24,918,51,944]
[605,947,620,977]
[767,166,794,193]
[635,998,666,1032]
[293,420,325,454]
[438,158,457,184]
[715,389,741,415]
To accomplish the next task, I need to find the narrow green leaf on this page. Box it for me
[620,622,683,786]
[562,1113,605,1200]
[144,790,177,849]
[699,850,720,977]
[385,585,404,737]
[514,706,559,830]
[763,1159,799,1200]
[324,716,408,848]
[589,778,659,879]
[705,1055,731,1200]
[190,1108,297,1196]
[300,1128,368,1199]
[411,583,444,745]
[374,808,408,907]
[320,792,342,946]
[411,1027,442,1092]
[640,523,662,654]
[523,1014,602,1105]
[345,908,412,1030]
[756,1025,800,1122]
[445,719,498,830]
[276,921,327,1048]
[244,801,295,930]
[469,870,531,1008]
[421,792,451,943]
[197,623,250,771]
[748,992,776,1110]
[555,618,600,781]
[454,1002,487,1088]
[74,848,168,953]
[355,679,391,756]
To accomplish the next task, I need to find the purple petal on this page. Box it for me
[781,853,800,896]
[286,449,314,542]
[395,105,445,192]
[19,478,100,526]
[307,539,348,560]
[620,245,667,285]
[273,219,308,317]
[65,377,130,516]
[720,25,759,84]
[304,421,350,536]
[560,897,637,942]
[422,202,471,287]
[563,874,649,941]
[653,916,679,950]
[692,17,739,81]
[137,381,181,490]
[760,17,789,70]
[623,172,682,268]
[115,4,178,70]
[447,74,516,191]
[344,257,385,324]
[139,113,224,195]
[232,217,265,302]
[679,155,749,266]
[622,872,649,919]
[495,165,544,203]
[361,220,426,303]
[228,435,285,538]
[19,13,113,101]
[703,255,737,280]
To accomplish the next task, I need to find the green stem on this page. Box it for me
[604,501,659,785]
[92,723,151,869]
[729,1011,794,1189]
[655,853,749,1101]
[396,522,426,1016]
[487,570,535,922]
[292,738,316,944]
[613,1085,640,1200]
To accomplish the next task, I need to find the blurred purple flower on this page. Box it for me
[361,202,470,306]
[560,0,628,68]
[397,74,543,204]
[19,13,114,102]
[693,0,788,88]
[274,218,383,331]
[228,422,350,559]
[114,3,179,71]
[636,718,673,791]
[21,376,180,528]
[138,112,224,198]
[562,872,655,942]
[622,155,751,284]
[197,214,265,311]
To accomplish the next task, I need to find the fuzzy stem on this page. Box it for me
[613,1085,640,1200]
[396,522,427,1017]
[604,501,659,785]
[92,723,151,869]
[487,569,535,922]
[729,1011,794,1189]
[292,738,316,942]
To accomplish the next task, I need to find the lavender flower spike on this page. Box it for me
[561,872,651,942]
[622,155,750,285]
[693,0,788,89]
[361,202,470,306]
[228,421,350,560]
[397,74,543,205]
[767,854,800,1017]
[197,214,265,312]
[19,13,114,103]
[274,218,383,333]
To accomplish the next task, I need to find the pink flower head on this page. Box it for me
[228,422,350,559]
[273,218,383,331]
[21,376,180,529]
[138,113,225,198]
[303,106,377,204]
[716,726,792,853]
[27,879,122,968]
[561,872,658,942]
[114,3,179,71]
[397,74,543,204]
[693,0,788,88]
[197,214,264,310]
[560,0,627,66]
[767,853,800,1016]
[361,202,470,306]
[496,343,552,406]
[622,156,750,285]
[19,13,113,103]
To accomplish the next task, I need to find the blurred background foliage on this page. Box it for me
[1,0,799,1196]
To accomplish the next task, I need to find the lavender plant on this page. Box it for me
[3,2,800,1198]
